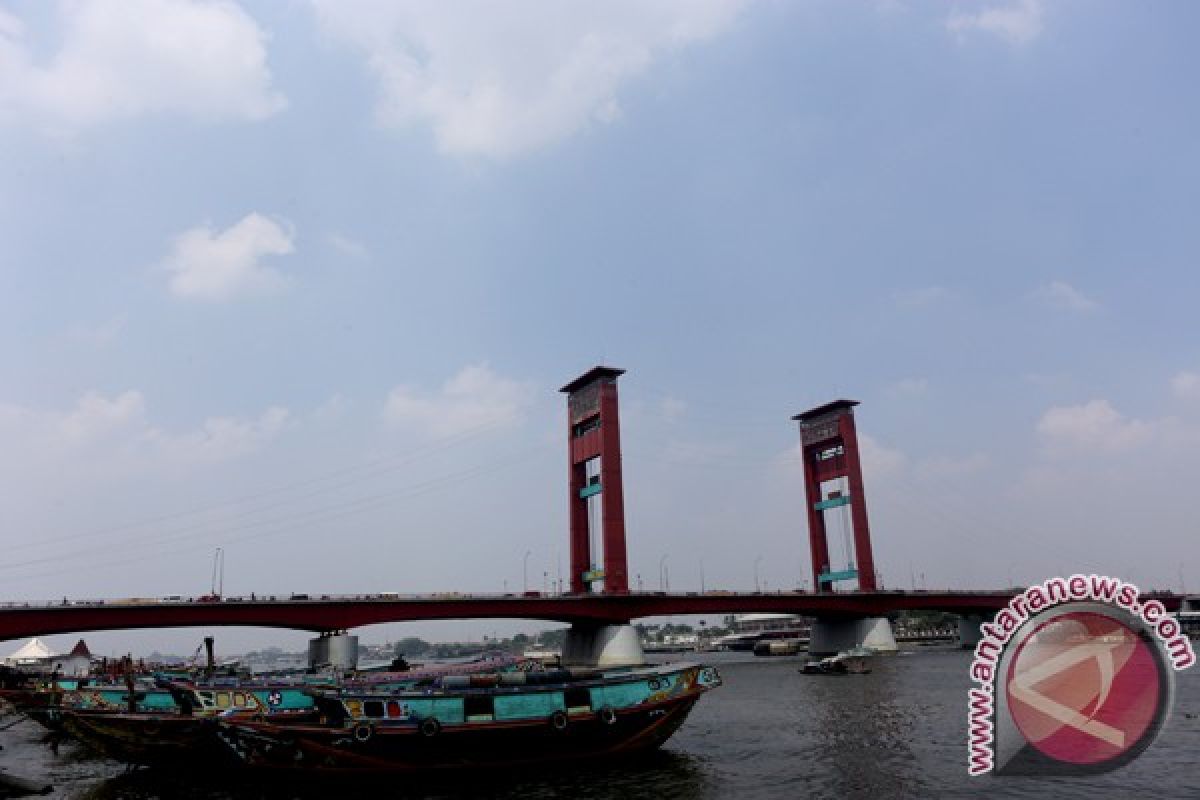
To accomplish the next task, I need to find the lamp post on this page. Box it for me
[211,547,224,598]
[523,550,532,593]
[754,555,763,593]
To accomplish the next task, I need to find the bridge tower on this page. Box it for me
[561,366,630,595]
[793,400,878,592]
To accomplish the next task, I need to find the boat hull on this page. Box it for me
[220,694,700,772]
[62,712,229,766]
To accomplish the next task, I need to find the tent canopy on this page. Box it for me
[7,637,53,660]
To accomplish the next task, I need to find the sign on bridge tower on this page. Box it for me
[793,400,878,592]
[561,367,629,595]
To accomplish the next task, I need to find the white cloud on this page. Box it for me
[1171,371,1200,401]
[1037,399,1154,453]
[311,1,746,158]
[58,390,146,443]
[1033,280,1100,313]
[383,364,534,436]
[946,0,1044,46]
[0,0,285,132]
[0,391,290,471]
[144,406,291,465]
[162,213,295,301]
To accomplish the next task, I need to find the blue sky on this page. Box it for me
[2,0,1198,654]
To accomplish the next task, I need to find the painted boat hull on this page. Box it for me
[61,709,321,767]
[220,693,700,772]
[61,712,228,766]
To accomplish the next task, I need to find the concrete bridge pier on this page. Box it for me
[808,616,898,656]
[958,614,991,649]
[561,623,645,668]
[308,630,358,671]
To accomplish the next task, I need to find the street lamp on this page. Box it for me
[754,555,763,593]
[523,550,532,593]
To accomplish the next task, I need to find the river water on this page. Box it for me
[2,647,1197,799]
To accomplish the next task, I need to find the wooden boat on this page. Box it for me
[49,657,558,766]
[61,711,229,766]
[799,648,873,675]
[218,662,722,772]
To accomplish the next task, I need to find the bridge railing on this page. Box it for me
[0,586,1040,611]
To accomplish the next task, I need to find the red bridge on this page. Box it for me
[0,590,1183,642]
[3,368,1179,647]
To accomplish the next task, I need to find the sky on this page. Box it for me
[2,0,1199,655]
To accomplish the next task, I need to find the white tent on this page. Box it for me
[6,637,54,663]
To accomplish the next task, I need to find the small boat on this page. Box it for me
[753,639,803,657]
[799,648,873,676]
[218,662,722,772]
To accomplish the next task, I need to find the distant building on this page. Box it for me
[3,637,53,669]
[714,614,812,651]
[2,637,93,676]
[55,639,93,677]
[734,613,810,635]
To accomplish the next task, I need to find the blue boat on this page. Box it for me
[218,662,722,772]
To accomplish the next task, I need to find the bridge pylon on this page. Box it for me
[793,400,878,592]
[308,630,358,671]
[794,399,896,655]
[561,367,630,595]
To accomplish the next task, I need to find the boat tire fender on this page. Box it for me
[550,710,568,731]
[420,717,441,737]
[599,707,617,726]
[353,723,372,743]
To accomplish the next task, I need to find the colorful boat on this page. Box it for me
[47,656,549,765]
[218,662,721,772]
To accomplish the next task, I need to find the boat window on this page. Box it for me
[216,693,231,709]
[463,695,494,718]
[363,700,385,718]
[564,687,591,710]
[386,700,403,717]
[233,692,247,707]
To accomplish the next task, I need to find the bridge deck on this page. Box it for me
[3,588,1176,641]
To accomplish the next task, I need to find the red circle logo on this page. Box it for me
[1005,611,1162,766]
